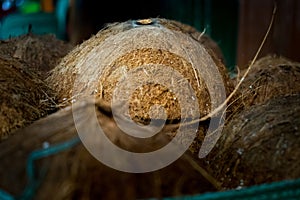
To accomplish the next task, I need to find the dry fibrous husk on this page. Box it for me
[204,93,300,189]
[46,18,234,154]
[235,54,300,110]
[0,56,56,140]
[0,97,218,199]
[0,33,74,79]
[47,17,233,116]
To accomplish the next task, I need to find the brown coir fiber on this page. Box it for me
[204,93,300,189]
[235,54,300,110]
[0,56,56,140]
[0,33,74,79]
[0,98,218,199]
[46,18,233,124]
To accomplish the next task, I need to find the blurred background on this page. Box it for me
[0,0,299,72]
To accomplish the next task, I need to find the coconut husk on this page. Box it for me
[47,17,233,114]
[0,55,56,140]
[204,93,300,189]
[0,33,74,79]
[46,18,234,154]
[0,97,219,199]
[234,54,300,111]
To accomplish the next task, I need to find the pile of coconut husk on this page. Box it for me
[203,55,300,189]
[0,33,74,79]
[0,55,56,140]
[4,18,299,200]
[0,18,233,200]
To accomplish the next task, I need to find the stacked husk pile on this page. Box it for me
[0,56,56,140]
[204,55,300,189]
[0,18,232,199]
[4,18,300,200]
